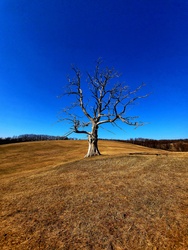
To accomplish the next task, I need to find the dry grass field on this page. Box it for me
[0,140,188,250]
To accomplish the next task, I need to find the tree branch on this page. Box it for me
[59,59,149,138]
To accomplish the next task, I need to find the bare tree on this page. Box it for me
[60,59,148,157]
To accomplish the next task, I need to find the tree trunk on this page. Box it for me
[85,124,101,157]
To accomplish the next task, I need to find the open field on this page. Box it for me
[0,140,188,249]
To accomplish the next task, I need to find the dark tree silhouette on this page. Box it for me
[60,59,148,157]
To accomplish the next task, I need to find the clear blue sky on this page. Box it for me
[0,0,188,140]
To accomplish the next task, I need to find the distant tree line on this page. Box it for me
[125,138,188,152]
[0,134,68,145]
[99,138,188,152]
[1,135,187,152]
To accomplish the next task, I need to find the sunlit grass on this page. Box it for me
[0,141,188,249]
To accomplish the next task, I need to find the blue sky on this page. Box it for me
[0,0,188,140]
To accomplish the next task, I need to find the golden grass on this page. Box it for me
[0,140,188,249]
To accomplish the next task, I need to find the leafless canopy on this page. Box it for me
[61,59,148,137]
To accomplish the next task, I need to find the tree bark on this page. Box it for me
[85,124,101,157]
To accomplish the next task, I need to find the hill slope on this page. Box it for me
[0,140,166,176]
[0,141,188,249]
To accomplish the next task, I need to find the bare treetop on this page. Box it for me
[60,59,149,157]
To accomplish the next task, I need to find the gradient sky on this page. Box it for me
[0,0,188,140]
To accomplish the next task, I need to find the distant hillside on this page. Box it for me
[0,134,68,145]
[126,138,188,152]
[1,135,188,152]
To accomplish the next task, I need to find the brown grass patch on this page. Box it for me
[0,141,188,249]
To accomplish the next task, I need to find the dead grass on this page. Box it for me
[0,140,188,249]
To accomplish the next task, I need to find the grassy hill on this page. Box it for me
[0,140,188,249]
